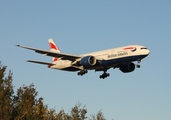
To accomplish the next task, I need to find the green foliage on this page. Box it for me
[70,103,87,120]
[0,63,14,120]
[89,111,106,120]
[0,62,107,120]
[14,84,48,120]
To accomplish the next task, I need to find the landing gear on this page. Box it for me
[136,60,141,68]
[77,70,88,76]
[99,72,110,79]
[136,64,140,68]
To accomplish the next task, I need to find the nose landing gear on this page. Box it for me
[136,60,142,68]
[136,64,140,68]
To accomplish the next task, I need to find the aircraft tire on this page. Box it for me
[137,65,141,68]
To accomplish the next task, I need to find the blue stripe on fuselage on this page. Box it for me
[100,55,147,66]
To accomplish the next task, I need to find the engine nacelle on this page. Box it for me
[120,62,135,73]
[80,56,96,68]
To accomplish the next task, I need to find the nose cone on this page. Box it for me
[146,49,150,55]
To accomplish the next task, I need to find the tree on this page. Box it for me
[0,62,14,120]
[56,110,65,120]
[90,111,106,120]
[14,84,48,120]
[0,61,107,120]
[70,103,87,120]
[33,97,48,120]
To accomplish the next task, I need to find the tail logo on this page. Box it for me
[50,43,58,50]
[49,39,60,63]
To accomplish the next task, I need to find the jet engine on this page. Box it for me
[80,56,96,68]
[120,62,135,73]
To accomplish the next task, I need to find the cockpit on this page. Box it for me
[139,46,150,55]
[140,47,147,50]
[140,47,148,50]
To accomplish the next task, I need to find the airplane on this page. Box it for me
[16,38,150,79]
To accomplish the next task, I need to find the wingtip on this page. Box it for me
[16,44,20,47]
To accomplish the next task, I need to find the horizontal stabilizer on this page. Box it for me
[27,60,55,65]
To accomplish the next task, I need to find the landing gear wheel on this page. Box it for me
[78,72,81,76]
[77,70,88,76]
[99,73,110,79]
[136,59,142,68]
[136,65,140,68]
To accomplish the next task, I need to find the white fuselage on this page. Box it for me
[50,45,150,71]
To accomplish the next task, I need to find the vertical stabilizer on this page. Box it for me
[48,38,60,63]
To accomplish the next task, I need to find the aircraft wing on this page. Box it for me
[16,45,81,61]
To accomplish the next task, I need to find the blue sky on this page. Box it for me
[1,1,171,120]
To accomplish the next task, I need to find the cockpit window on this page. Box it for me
[123,47,137,52]
[141,47,147,50]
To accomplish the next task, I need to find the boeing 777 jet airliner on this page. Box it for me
[16,39,150,79]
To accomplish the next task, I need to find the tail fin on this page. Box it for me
[48,38,60,63]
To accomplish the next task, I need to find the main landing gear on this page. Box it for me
[99,72,110,79]
[77,70,88,76]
